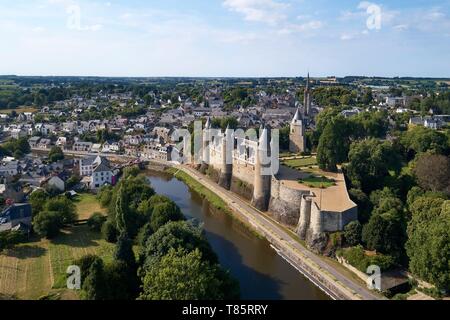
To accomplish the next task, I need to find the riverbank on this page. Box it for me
[164,167,264,240]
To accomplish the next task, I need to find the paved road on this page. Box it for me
[179,165,383,300]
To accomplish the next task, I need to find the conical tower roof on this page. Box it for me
[258,126,269,150]
[205,117,211,129]
[292,108,302,123]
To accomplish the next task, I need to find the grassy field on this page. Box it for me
[74,193,106,221]
[0,225,115,300]
[0,196,112,300]
[0,106,38,114]
[298,175,336,188]
[282,156,318,168]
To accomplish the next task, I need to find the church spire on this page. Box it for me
[304,72,311,117]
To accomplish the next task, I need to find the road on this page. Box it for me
[177,165,383,300]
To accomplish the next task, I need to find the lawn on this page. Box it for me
[0,225,115,300]
[282,156,318,168]
[298,175,335,188]
[74,193,106,221]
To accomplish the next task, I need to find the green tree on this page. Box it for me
[413,154,450,195]
[0,230,27,250]
[348,188,372,224]
[346,139,401,193]
[82,259,107,300]
[141,221,218,272]
[115,186,129,234]
[103,261,139,300]
[101,220,118,243]
[406,199,450,291]
[150,202,185,233]
[29,189,50,216]
[139,248,239,300]
[311,107,341,147]
[137,194,173,219]
[87,213,106,232]
[115,233,136,268]
[106,175,155,238]
[33,211,61,239]
[401,126,449,158]
[44,197,77,225]
[317,116,353,172]
[279,125,290,151]
[362,189,407,260]
[344,221,362,246]
[73,254,103,286]
[48,146,64,163]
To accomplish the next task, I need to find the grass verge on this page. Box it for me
[165,167,264,239]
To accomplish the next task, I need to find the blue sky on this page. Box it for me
[0,0,449,77]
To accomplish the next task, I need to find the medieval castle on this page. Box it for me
[196,75,358,247]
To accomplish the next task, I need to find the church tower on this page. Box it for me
[289,108,306,153]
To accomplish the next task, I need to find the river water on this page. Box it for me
[147,171,329,300]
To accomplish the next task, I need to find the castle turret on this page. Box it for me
[218,124,232,190]
[297,194,312,239]
[289,108,306,153]
[251,126,271,211]
[200,117,211,172]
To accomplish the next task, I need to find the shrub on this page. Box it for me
[87,213,107,232]
[337,245,396,273]
[344,221,362,246]
[33,211,62,239]
[73,254,103,286]
[101,220,118,243]
[0,230,27,250]
[150,202,185,233]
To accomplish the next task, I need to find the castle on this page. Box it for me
[197,79,358,247]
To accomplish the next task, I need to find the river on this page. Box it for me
[147,171,329,300]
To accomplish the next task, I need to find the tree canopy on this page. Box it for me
[406,198,450,291]
[139,248,239,300]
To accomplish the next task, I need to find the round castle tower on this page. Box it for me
[251,126,272,211]
[218,124,233,190]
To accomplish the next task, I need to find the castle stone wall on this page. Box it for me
[230,176,254,201]
[269,178,310,225]
[321,207,358,232]
[231,159,255,186]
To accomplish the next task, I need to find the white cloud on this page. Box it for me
[223,0,289,25]
[393,24,408,31]
[277,20,323,35]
